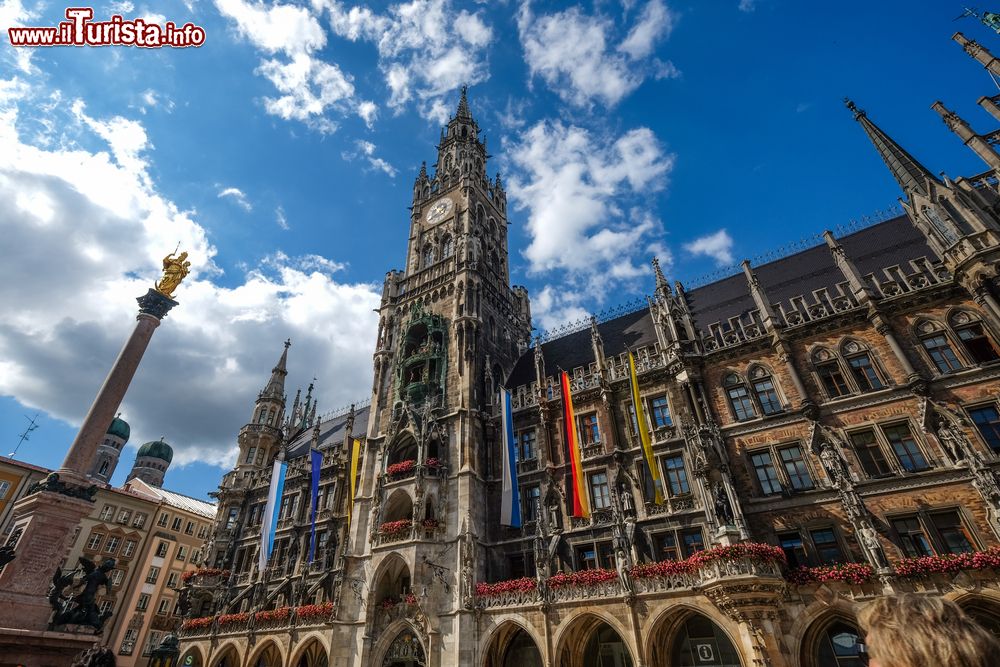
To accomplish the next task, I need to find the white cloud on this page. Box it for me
[218,186,252,212]
[0,81,380,469]
[1,0,38,74]
[275,205,289,230]
[684,229,734,266]
[619,0,674,59]
[738,0,756,12]
[507,120,673,298]
[517,0,676,108]
[214,0,359,133]
[357,100,378,128]
[342,139,397,177]
[532,285,590,333]
[315,0,493,122]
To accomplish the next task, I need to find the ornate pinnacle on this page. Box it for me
[456,85,471,119]
[651,257,670,295]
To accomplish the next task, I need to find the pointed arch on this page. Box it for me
[371,552,413,607]
[553,610,637,667]
[382,489,414,523]
[246,639,284,667]
[208,641,242,667]
[372,620,427,666]
[645,604,745,667]
[388,431,418,466]
[289,633,330,667]
[798,608,864,667]
[178,644,205,667]
[482,619,544,667]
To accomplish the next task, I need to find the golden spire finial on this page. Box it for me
[154,249,191,299]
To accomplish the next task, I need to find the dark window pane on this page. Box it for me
[655,532,678,561]
[778,532,807,568]
[590,473,611,509]
[848,354,884,391]
[970,405,1000,454]
[779,446,814,491]
[931,511,974,554]
[579,414,600,444]
[882,424,929,472]
[753,378,783,415]
[664,455,690,495]
[957,324,1000,364]
[681,529,705,557]
[650,396,672,427]
[850,430,894,478]
[818,362,851,398]
[727,385,757,421]
[576,546,597,570]
[922,334,962,373]
[810,528,843,565]
[751,451,782,495]
[892,516,934,557]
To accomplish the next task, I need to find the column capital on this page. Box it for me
[137,288,178,319]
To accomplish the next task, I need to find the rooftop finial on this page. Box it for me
[457,85,470,119]
[845,97,938,196]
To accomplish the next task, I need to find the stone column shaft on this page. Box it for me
[59,312,161,481]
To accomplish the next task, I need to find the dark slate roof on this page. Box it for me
[285,405,370,460]
[686,215,931,331]
[506,308,657,387]
[507,215,934,390]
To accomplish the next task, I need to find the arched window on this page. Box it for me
[915,319,963,374]
[815,620,864,667]
[747,366,783,415]
[441,235,454,258]
[840,340,885,392]
[812,348,851,398]
[724,373,756,421]
[922,205,961,246]
[423,245,435,267]
[949,310,1000,365]
[99,460,110,476]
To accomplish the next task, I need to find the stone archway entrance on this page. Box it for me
[382,631,426,667]
[669,613,743,667]
[483,623,543,667]
[558,616,635,667]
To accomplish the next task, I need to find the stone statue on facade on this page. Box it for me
[714,484,734,525]
[614,548,633,594]
[858,519,889,569]
[154,250,191,299]
[49,557,116,631]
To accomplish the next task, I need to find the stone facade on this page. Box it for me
[181,52,1000,667]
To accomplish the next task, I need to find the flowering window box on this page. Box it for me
[386,460,416,478]
[180,616,213,632]
[379,519,413,536]
[181,568,230,584]
[295,601,334,622]
[255,606,291,625]
[475,577,538,597]
[786,563,875,586]
[217,612,249,628]
[894,546,1000,578]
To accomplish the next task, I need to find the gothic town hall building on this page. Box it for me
[179,34,1000,667]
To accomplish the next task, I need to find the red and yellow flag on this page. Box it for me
[560,371,590,518]
[629,351,665,504]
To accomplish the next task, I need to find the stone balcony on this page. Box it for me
[475,556,784,611]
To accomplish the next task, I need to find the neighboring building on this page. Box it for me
[180,41,1000,667]
[110,477,215,665]
[0,421,216,665]
[0,456,50,533]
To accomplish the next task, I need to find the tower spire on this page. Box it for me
[456,85,471,120]
[845,98,940,197]
[261,339,290,400]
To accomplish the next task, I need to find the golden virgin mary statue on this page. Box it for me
[155,251,191,299]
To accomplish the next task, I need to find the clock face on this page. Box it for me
[426,199,452,224]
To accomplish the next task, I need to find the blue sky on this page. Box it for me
[0,0,997,500]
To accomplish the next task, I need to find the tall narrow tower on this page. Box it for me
[347,89,532,666]
[237,340,289,470]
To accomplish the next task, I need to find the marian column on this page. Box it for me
[0,252,189,658]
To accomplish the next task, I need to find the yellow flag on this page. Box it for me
[347,438,361,528]
[629,351,664,504]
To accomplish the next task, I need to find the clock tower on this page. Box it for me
[341,87,532,665]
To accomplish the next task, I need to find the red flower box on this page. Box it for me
[422,518,440,529]
[255,606,291,623]
[379,519,413,535]
[786,563,875,586]
[181,568,230,583]
[180,616,213,631]
[295,602,334,621]
[475,577,538,597]
[548,568,617,588]
[381,597,398,609]
[217,612,249,627]
[424,458,441,468]
[404,593,417,605]
[386,460,416,476]
[895,546,1000,578]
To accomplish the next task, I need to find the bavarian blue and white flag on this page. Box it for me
[499,388,521,528]
[258,458,288,573]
